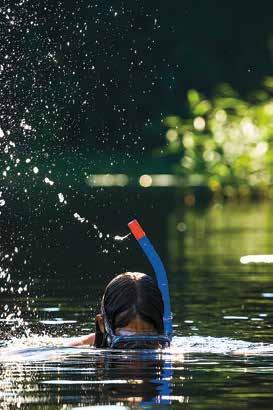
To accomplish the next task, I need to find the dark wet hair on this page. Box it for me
[95,272,164,348]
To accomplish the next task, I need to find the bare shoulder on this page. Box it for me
[67,333,95,347]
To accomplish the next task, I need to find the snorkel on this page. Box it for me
[128,219,173,341]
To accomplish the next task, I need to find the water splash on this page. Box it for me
[44,177,54,186]
[114,233,131,241]
[58,192,67,204]
[73,212,88,223]
[92,223,104,238]
[1,336,273,363]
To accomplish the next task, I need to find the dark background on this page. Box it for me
[1,0,273,156]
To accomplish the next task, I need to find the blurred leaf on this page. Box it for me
[187,89,200,107]
[193,100,211,116]
[214,83,238,97]
[164,115,181,128]
[263,76,273,89]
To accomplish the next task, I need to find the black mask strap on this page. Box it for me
[94,316,109,348]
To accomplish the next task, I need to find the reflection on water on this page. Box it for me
[0,344,175,408]
[1,339,273,409]
[2,199,273,408]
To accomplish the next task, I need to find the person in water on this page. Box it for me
[69,272,169,349]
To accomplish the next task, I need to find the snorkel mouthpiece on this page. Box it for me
[128,219,173,341]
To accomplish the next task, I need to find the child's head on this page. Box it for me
[95,272,165,348]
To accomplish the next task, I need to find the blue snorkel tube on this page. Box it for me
[128,220,173,341]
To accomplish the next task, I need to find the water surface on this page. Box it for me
[1,196,273,409]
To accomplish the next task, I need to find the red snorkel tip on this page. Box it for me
[128,219,146,240]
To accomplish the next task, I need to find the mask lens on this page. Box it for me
[111,336,170,350]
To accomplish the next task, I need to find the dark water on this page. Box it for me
[1,190,273,409]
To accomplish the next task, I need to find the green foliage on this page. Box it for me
[164,79,273,192]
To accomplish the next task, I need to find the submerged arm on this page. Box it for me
[68,333,95,347]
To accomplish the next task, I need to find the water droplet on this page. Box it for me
[114,233,131,241]
[44,177,54,186]
[58,193,64,203]
[73,212,87,223]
